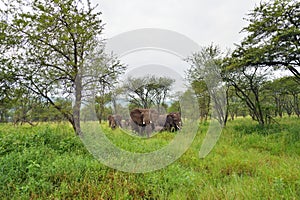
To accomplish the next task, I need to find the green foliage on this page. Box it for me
[0,118,299,199]
[168,100,180,113]
[191,80,210,121]
[1,0,121,134]
[233,0,300,81]
[264,76,300,117]
[221,0,300,126]
[123,75,175,110]
[187,44,228,125]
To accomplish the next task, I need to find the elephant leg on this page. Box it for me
[151,123,155,131]
[118,121,122,128]
[140,126,146,136]
[145,125,152,138]
[170,126,175,132]
[135,126,141,135]
[166,123,171,132]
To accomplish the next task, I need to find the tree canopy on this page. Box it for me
[186,45,228,125]
[231,0,300,81]
[123,75,175,112]
[0,0,124,134]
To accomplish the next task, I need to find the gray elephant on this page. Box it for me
[121,118,131,129]
[157,114,167,126]
[161,112,182,132]
[130,108,159,137]
[108,114,122,129]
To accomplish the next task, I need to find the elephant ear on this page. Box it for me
[130,109,143,125]
[141,109,154,124]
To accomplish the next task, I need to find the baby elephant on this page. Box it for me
[107,114,122,129]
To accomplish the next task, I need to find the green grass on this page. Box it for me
[0,117,299,199]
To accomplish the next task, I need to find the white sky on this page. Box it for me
[93,0,262,50]
[90,0,264,88]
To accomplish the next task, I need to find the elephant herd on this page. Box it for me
[107,108,182,137]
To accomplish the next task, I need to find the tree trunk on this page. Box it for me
[293,94,300,117]
[252,87,265,126]
[73,74,82,136]
[230,112,235,120]
[99,105,104,124]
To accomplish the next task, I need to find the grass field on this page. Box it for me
[0,117,299,199]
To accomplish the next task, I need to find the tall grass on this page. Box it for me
[0,117,299,199]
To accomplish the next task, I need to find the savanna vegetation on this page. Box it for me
[0,117,299,199]
[1,0,300,199]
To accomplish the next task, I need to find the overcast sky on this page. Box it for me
[91,0,263,90]
[93,0,262,49]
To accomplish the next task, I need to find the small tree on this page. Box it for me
[186,44,228,126]
[190,80,210,122]
[223,59,272,125]
[123,75,174,111]
[2,0,108,135]
[264,76,300,117]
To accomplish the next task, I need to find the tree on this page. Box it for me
[223,61,273,125]
[168,100,180,113]
[0,75,13,122]
[84,48,125,124]
[94,92,112,123]
[186,44,228,126]
[1,0,107,135]
[123,75,174,112]
[190,80,210,122]
[263,80,285,118]
[234,0,300,82]
[264,76,300,117]
[227,86,247,120]
[10,89,41,125]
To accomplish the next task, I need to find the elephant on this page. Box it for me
[129,108,159,137]
[161,112,182,132]
[154,114,168,132]
[107,114,122,129]
[157,114,167,126]
[121,118,131,129]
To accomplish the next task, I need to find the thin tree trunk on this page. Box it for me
[73,73,82,135]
